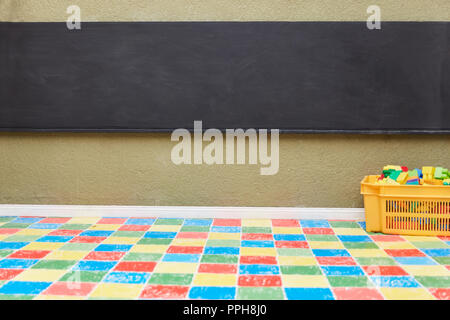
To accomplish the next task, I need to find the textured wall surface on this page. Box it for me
[1,1,449,207]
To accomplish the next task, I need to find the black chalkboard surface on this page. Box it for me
[0,22,448,133]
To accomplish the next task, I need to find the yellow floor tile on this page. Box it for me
[150,225,181,232]
[209,233,240,240]
[130,245,168,253]
[240,247,277,256]
[241,219,272,227]
[380,288,435,300]
[44,250,88,260]
[193,273,236,286]
[23,242,65,250]
[88,224,121,231]
[90,283,143,299]
[281,275,329,287]
[16,229,50,236]
[272,227,302,234]
[66,217,100,224]
[153,262,198,273]
[0,235,7,241]
[402,265,450,276]
[35,295,85,300]
[377,242,416,249]
[347,249,389,257]
[101,237,140,244]
[171,239,207,246]
[309,241,345,249]
[333,228,368,235]
[402,236,440,242]
[14,269,66,282]
[277,256,317,265]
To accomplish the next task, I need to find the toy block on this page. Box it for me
[389,170,402,181]
[401,166,408,172]
[434,167,444,180]
[396,172,408,184]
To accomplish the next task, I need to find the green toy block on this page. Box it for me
[389,170,402,181]
[434,167,444,180]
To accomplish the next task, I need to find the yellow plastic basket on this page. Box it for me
[361,175,450,236]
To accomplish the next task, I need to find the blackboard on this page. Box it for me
[0,22,449,133]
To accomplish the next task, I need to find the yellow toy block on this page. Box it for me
[422,166,435,180]
[396,172,408,184]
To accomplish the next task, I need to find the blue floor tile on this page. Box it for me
[36,236,73,242]
[94,244,132,252]
[312,249,350,257]
[103,272,150,284]
[162,254,200,263]
[204,247,240,255]
[0,259,38,269]
[0,242,28,250]
[370,276,420,288]
[285,288,334,300]
[321,266,365,276]
[273,234,305,241]
[394,257,437,265]
[0,281,51,295]
[73,260,117,271]
[211,226,241,233]
[29,223,61,229]
[241,240,274,248]
[11,217,43,224]
[183,219,212,226]
[421,248,450,257]
[337,235,372,242]
[79,230,114,237]
[239,264,280,275]
[144,232,177,239]
[189,287,236,300]
[300,220,331,228]
[125,218,155,225]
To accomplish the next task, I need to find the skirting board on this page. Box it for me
[0,205,365,220]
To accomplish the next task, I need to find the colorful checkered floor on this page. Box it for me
[0,216,449,300]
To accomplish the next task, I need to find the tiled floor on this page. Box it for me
[0,216,448,300]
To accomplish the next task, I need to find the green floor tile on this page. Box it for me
[0,217,15,223]
[242,227,271,234]
[276,248,312,256]
[343,242,379,249]
[32,259,78,270]
[280,265,322,275]
[123,252,162,261]
[148,273,193,285]
[237,287,284,300]
[112,231,145,238]
[60,243,98,251]
[0,294,35,300]
[415,276,450,288]
[138,238,172,245]
[201,254,239,264]
[59,224,91,230]
[328,276,373,287]
[0,223,32,229]
[329,221,361,228]
[355,257,397,266]
[0,250,13,258]
[433,257,450,265]
[60,271,107,282]
[154,219,184,225]
[206,239,240,247]
[410,241,449,249]
[3,235,41,242]
[180,226,210,232]
[306,234,339,242]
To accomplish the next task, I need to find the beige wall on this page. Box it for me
[1,1,449,207]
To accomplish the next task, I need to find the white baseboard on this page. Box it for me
[0,204,365,220]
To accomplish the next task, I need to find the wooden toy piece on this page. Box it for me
[434,167,444,180]
[406,177,420,185]
[401,166,408,172]
[408,169,418,177]
[396,172,408,184]
[389,170,402,181]
[422,166,435,180]
[415,168,423,178]
[444,179,450,186]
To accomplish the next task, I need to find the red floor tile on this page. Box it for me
[9,250,51,259]
[48,229,82,236]
[114,261,156,272]
[242,233,273,240]
[271,219,300,227]
[240,256,277,265]
[0,269,23,280]
[362,265,408,276]
[69,236,107,243]
[84,251,125,261]
[39,217,71,224]
[333,288,384,300]
[198,263,237,274]
[445,266,450,271]
[213,219,241,226]
[118,225,150,231]
[385,249,425,257]
[238,275,282,287]
[370,235,405,242]
[167,246,204,254]
[275,241,309,248]
[316,257,356,266]
[97,218,127,224]
[0,229,19,235]
[302,228,334,235]
[140,285,189,299]
[176,232,208,239]
[43,282,96,296]
[429,288,450,300]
